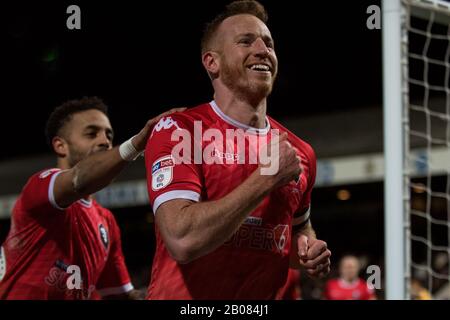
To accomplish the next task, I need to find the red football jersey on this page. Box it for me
[324,278,376,300]
[145,101,316,300]
[0,169,133,299]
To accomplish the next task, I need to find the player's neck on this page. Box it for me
[57,158,70,171]
[214,93,267,129]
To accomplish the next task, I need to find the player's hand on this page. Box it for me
[260,132,302,187]
[132,107,186,151]
[297,235,331,279]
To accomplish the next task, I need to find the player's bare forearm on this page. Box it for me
[69,147,128,196]
[156,168,277,264]
[70,108,186,196]
[293,220,316,239]
[54,108,186,208]
[289,221,316,268]
[54,147,129,207]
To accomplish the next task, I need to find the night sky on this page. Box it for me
[2,0,382,161]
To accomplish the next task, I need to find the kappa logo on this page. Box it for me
[39,168,60,179]
[98,224,109,250]
[152,155,174,191]
[154,117,181,133]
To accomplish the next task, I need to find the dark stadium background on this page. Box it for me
[1,0,385,298]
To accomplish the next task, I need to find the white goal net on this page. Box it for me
[402,0,450,299]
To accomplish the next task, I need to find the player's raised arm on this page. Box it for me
[53,107,185,208]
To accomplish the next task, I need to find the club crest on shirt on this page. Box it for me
[98,224,109,250]
[151,155,174,191]
[0,246,6,281]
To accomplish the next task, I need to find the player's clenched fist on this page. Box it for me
[260,132,303,188]
[297,235,331,279]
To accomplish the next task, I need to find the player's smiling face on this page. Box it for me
[62,110,114,168]
[216,14,278,99]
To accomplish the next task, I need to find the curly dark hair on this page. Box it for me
[201,0,268,54]
[45,96,109,147]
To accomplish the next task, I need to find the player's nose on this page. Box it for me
[253,38,270,57]
[96,132,112,150]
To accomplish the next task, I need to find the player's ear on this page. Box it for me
[52,136,68,158]
[202,51,220,80]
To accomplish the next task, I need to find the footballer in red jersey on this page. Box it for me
[0,168,132,300]
[146,102,316,299]
[144,0,331,300]
[0,97,183,299]
[324,255,376,300]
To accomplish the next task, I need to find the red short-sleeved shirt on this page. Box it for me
[324,278,376,300]
[145,101,316,299]
[0,169,133,299]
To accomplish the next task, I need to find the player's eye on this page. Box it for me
[266,40,274,49]
[238,38,252,45]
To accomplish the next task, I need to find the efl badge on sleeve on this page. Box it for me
[151,155,174,191]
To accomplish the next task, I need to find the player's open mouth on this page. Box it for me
[247,63,272,74]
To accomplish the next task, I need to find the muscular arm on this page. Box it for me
[53,108,185,208]
[54,147,128,208]
[156,168,276,264]
[154,132,301,264]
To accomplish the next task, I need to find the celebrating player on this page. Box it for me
[145,0,331,299]
[0,97,184,299]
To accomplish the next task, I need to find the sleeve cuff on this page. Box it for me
[153,190,201,213]
[292,206,311,226]
[97,282,134,297]
[48,170,68,211]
